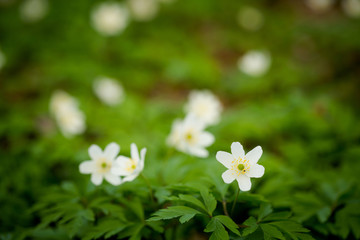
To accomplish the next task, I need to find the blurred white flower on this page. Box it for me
[237,6,263,31]
[185,90,222,127]
[128,0,158,22]
[167,114,215,158]
[111,143,146,183]
[216,142,264,191]
[79,142,122,186]
[19,0,48,23]
[0,48,5,71]
[49,90,86,138]
[342,0,360,18]
[237,50,271,77]
[93,76,125,106]
[305,0,334,13]
[91,2,129,36]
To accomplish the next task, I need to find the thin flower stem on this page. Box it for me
[141,173,155,203]
[231,188,240,217]
[222,199,229,217]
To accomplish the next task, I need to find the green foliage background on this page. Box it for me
[0,0,359,239]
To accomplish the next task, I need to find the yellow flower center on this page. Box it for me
[126,159,137,173]
[97,158,112,173]
[184,130,196,145]
[230,157,250,176]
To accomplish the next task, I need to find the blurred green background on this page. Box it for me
[0,0,360,239]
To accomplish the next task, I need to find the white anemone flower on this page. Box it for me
[128,0,158,22]
[111,143,146,183]
[0,48,5,71]
[305,0,334,13]
[237,50,271,77]
[91,2,129,36]
[216,142,264,191]
[49,90,86,138]
[79,142,122,186]
[185,90,222,127]
[237,6,264,31]
[93,76,125,106]
[20,0,48,23]
[342,0,360,18]
[167,114,215,158]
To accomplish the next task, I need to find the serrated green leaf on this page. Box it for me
[146,221,164,233]
[258,203,273,221]
[215,215,241,236]
[205,218,229,240]
[260,224,285,240]
[269,221,310,240]
[316,206,331,223]
[242,216,258,236]
[200,190,217,216]
[262,212,292,222]
[147,206,201,223]
[295,233,316,240]
[178,194,208,213]
[82,219,127,240]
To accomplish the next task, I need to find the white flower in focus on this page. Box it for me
[237,6,263,31]
[238,50,271,77]
[342,0,360,18]
[93,76,125,106]
[49,90,86,138]
[0,48,5,71]
[111,143,146,183]
[79,142,122,186]
[20,0,48,23]
[305,0,334,13]
[185,90,222,127]
[167,114,215,158]
[128,0,158,22]
[216,142,264,191]
[91,2,129,36]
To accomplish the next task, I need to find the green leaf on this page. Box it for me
[178,194,208,213]
[215,215,241,236]
[295,233,316,240]
[205,218,229,240]
[258,203,273,221]
[269,221,310,240]
[262,212,292,222]
[260,224,286,240]
[82,219,127,240]
[200,189,217,216]
[146,221,164,233]
[147,206,202,223]
[242,216,258,236]
[121,198,144,221]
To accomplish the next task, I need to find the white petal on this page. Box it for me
[79,161,95,174]
[236,175,252,191]
[199,132,215,147]
[231,142,245,159]
[138,148,146,170]
[216,151,233,168]
[130,143,140,162]
[104,173,122,186]
[112,156,132,176]
[91,173,103,185]
[246,146,263,165]
[104,142,120,160]
[189,147,208,158]
[89,144,102,159]
[222,170,236,184]
[245,164,265,178]
[123,172,139,182]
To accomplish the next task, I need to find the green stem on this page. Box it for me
[141,173,155,203]
[222,199,229,217]
[231,188,240,217]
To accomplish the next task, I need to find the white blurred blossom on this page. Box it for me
[91,2,129,36]
[238,50,271,77]
[79,142,122,186]
[49,90,86,138]
[185,90,222,127]
[216,142,264,191]
[128,0,158,21]
[167,114,215,158]
[305,0,334,13]
[19,0,48,23]
[0,48,5,71]
[237,6,263,31]
[342,0,360,18]
[93,76,125,106]
[111,143,146,183]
